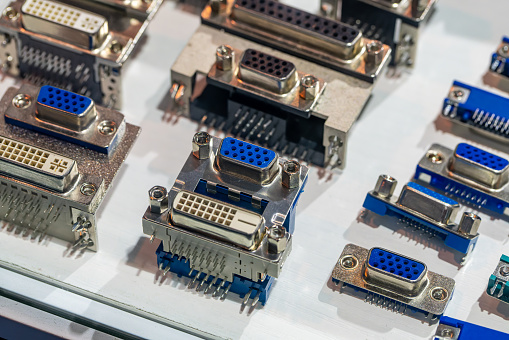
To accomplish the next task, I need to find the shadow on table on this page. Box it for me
[476,291,509,321]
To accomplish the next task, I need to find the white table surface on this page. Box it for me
[1,0,509,339]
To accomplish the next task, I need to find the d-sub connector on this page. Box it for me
[331,244,455,320]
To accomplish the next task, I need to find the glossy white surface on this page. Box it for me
[1,0,509,339]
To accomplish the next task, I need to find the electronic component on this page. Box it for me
[442,81,509,143]
[489,37,509,86]
[0,83,140,250]
[415,143,509,217]
[320,0,437,67]
[434,316,509,340]
[487,254,509,304]
[171,0,392,168]
[0,0,163,109]
[142,132,309,308]
[331,244,455,321]
[363,175,480,261]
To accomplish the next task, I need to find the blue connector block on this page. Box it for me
[455,143,509,171]
[220,137,276,168]
[434,316,509,340]
[490,36,509,78]
[442,81,509,137]
[37,85,93,115]
[156,243,274,305]
[368,248,425,280]
[363,186,478,255]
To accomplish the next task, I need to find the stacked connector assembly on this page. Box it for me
[363,175,480,262]
[0,0,163,108]
[487,254,509,305]
[415,143,509,217]
[331,244,455,321]
[323,0,438,67]
[170,0,392,168]
[0,83,140,250]
[442,81,509,143]
[142,132,309,308]
[434,316,509,340]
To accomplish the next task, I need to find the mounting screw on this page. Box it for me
[192,132,211,160]
[458,212,481,236]
[340,255,358,270]
[499,45,509,58]
[430,287,448,301]
[365,40,385,66]
[426,151,443,164]
[98,120,117,135]
[281,160,301,189]
[440,328,455,338]
[500,265,509,277]
[12,94,32,109]
[110,41,123,54]
[3,7,18,21]
[267,225,287,254]
[373,175,397,198]
[149,186,168,214]
[299,75,319,101]
[80,183,96,196]
[216,45,234,71]
[451,89,465,100]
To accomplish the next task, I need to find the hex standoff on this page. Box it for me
[231,0,363,60]
[397,182,460,225]
[238,49,298,95]
[21,0,109,50]
[0,135,78,192]
[170,191,265,250]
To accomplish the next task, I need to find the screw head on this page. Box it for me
[267,225,288,254]
[373,174,397,198]
[80,183,97,196]
[452,89,464,100]
[440,328,455,338]
[12,94,32,109]
[340,255,358,269]
[299,75,319,101]
[430,287,448,301]
[216,45,235,71]
[426,151,443,164]
[281,160,301,189]
[149,186,168,214]
[3,7,18,21]
[192,132,211,160]
[98,120,117,135]
[500,265,509,276]
[365,40,385,66]
[110,41,123,54]
[499,45,509,58]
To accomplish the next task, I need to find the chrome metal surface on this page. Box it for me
[458,212,481,236]
[149,185,168,214]
[0,84,140,251]
[142,135,309,282]
[3,84,125,155]
[434,324,460,340]
[267,225,287,254]
[170,190,265,250]
[208,46,326,116]
[202,0,391,82]
[281,160,301,189]
[373,174,397,198]
[331,243,455,316]
[192,132,211,160]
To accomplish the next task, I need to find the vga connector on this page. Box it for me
[434,316,509,340]
[0,0,163,109]
[363,175,480,261]
[142,132,309,308]
[331,244,455,321]
[0,83,140,250]
[487,254,509,305]
[321,0,437,67]
[171,0,392,169]
[442,81,509,143]
[415,143,509,217]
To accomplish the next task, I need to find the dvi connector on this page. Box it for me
[142,132,309,309]
[332,244,455,322]
[0,83,140,250]
[0,0,163,109]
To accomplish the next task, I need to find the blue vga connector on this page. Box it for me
[331,244,455,322]
[363,175,480,261]
[143,133,309,309]
[490,36,509,78]
[434,316,509,340]
[415,142,509,217]
[442,81,509,141]
[487,254,509,305]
